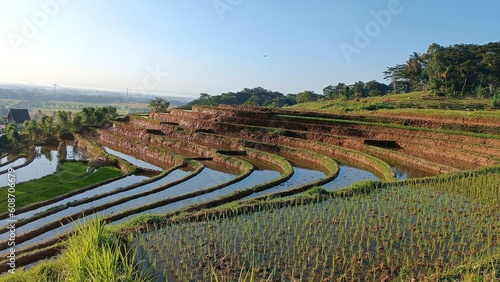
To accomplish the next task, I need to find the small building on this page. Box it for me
[6,109,30,124]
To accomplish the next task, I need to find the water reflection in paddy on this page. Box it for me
[103,167,235,215]
[391,163,436,179]
[115,168,281,222]
[244,166,325,199]
[2,168,235,250]
[0,157,27,170]
[0,147,59,187]
[323,165,379,191]
[5,170,189,236]
[104,147,163,171]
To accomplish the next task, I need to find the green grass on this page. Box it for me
[288,91,498,114]
[0,217,149,282]
[0,162,122,210]
[376,107,500,120]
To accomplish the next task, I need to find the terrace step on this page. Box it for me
[160,121,179,126]
[364,140,401,149]
[216,150,247,156]
[186,157,213,161]
[146,129,164,135]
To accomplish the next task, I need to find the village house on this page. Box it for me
[6,109,31,124]
[1,109,31,134]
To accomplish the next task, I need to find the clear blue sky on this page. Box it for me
[1,0,499,98]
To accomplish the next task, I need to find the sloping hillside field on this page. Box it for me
[1,105,499,281]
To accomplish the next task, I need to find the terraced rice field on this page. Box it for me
[0,105,498,280]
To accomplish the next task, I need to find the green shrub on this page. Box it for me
[493,93,500,109]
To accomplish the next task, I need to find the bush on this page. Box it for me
[493,93,500,109]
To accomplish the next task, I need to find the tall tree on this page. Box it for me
[365,80,390,96]
[295,91,322,103]
[422,43,447,92]
[403,52,424,91]
[149,97,171,112]
[383,64,406,93]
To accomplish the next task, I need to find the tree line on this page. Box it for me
[384,42,500,96]
[186,82,392,108]
[0,106,117,152]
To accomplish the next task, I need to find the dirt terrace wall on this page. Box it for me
[128,115,163,129]
[371,111,500,130]
[134,120,395,180]
[151,122,393,180]
[105,123,250,175]
[74,134,137,173]
[189,121,491,170]
[165,109,500,168]
[147,112,183,124]
[164,125,242,150]
[230,130,394,180]
[207,115,500,157]
[173,107,500,151]
[196,105,500,133]
[92,129,185,169]
[397,141,497,169]
[242,140,337,177]
[244,147,291,174]
[363,145,459,175]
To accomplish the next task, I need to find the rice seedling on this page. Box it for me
[135,171,500,281]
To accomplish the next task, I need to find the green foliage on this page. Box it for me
[20,106,118,143]
[3,123,20,146]
[388,41,500,96]
[1,123,20,152]
[79,106,118,126]
[295,90,322,103]
[323,82,354,99]
[187,87,297,108]
[493,92,500,109]
[148,97,170,112]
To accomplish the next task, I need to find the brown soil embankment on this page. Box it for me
[90,129,185,169]
[74,134,138,173]
[163,107,499,170]
[197,105,500,134]
[104,120,253,175]
[172,109,500,154]
[126,118,394,179]
[363,145,459,175]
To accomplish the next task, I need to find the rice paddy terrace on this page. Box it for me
[1,105,499,281]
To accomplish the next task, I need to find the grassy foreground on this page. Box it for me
[2,167,499,281]
[0,162,122,210]
[0,218,149,282]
